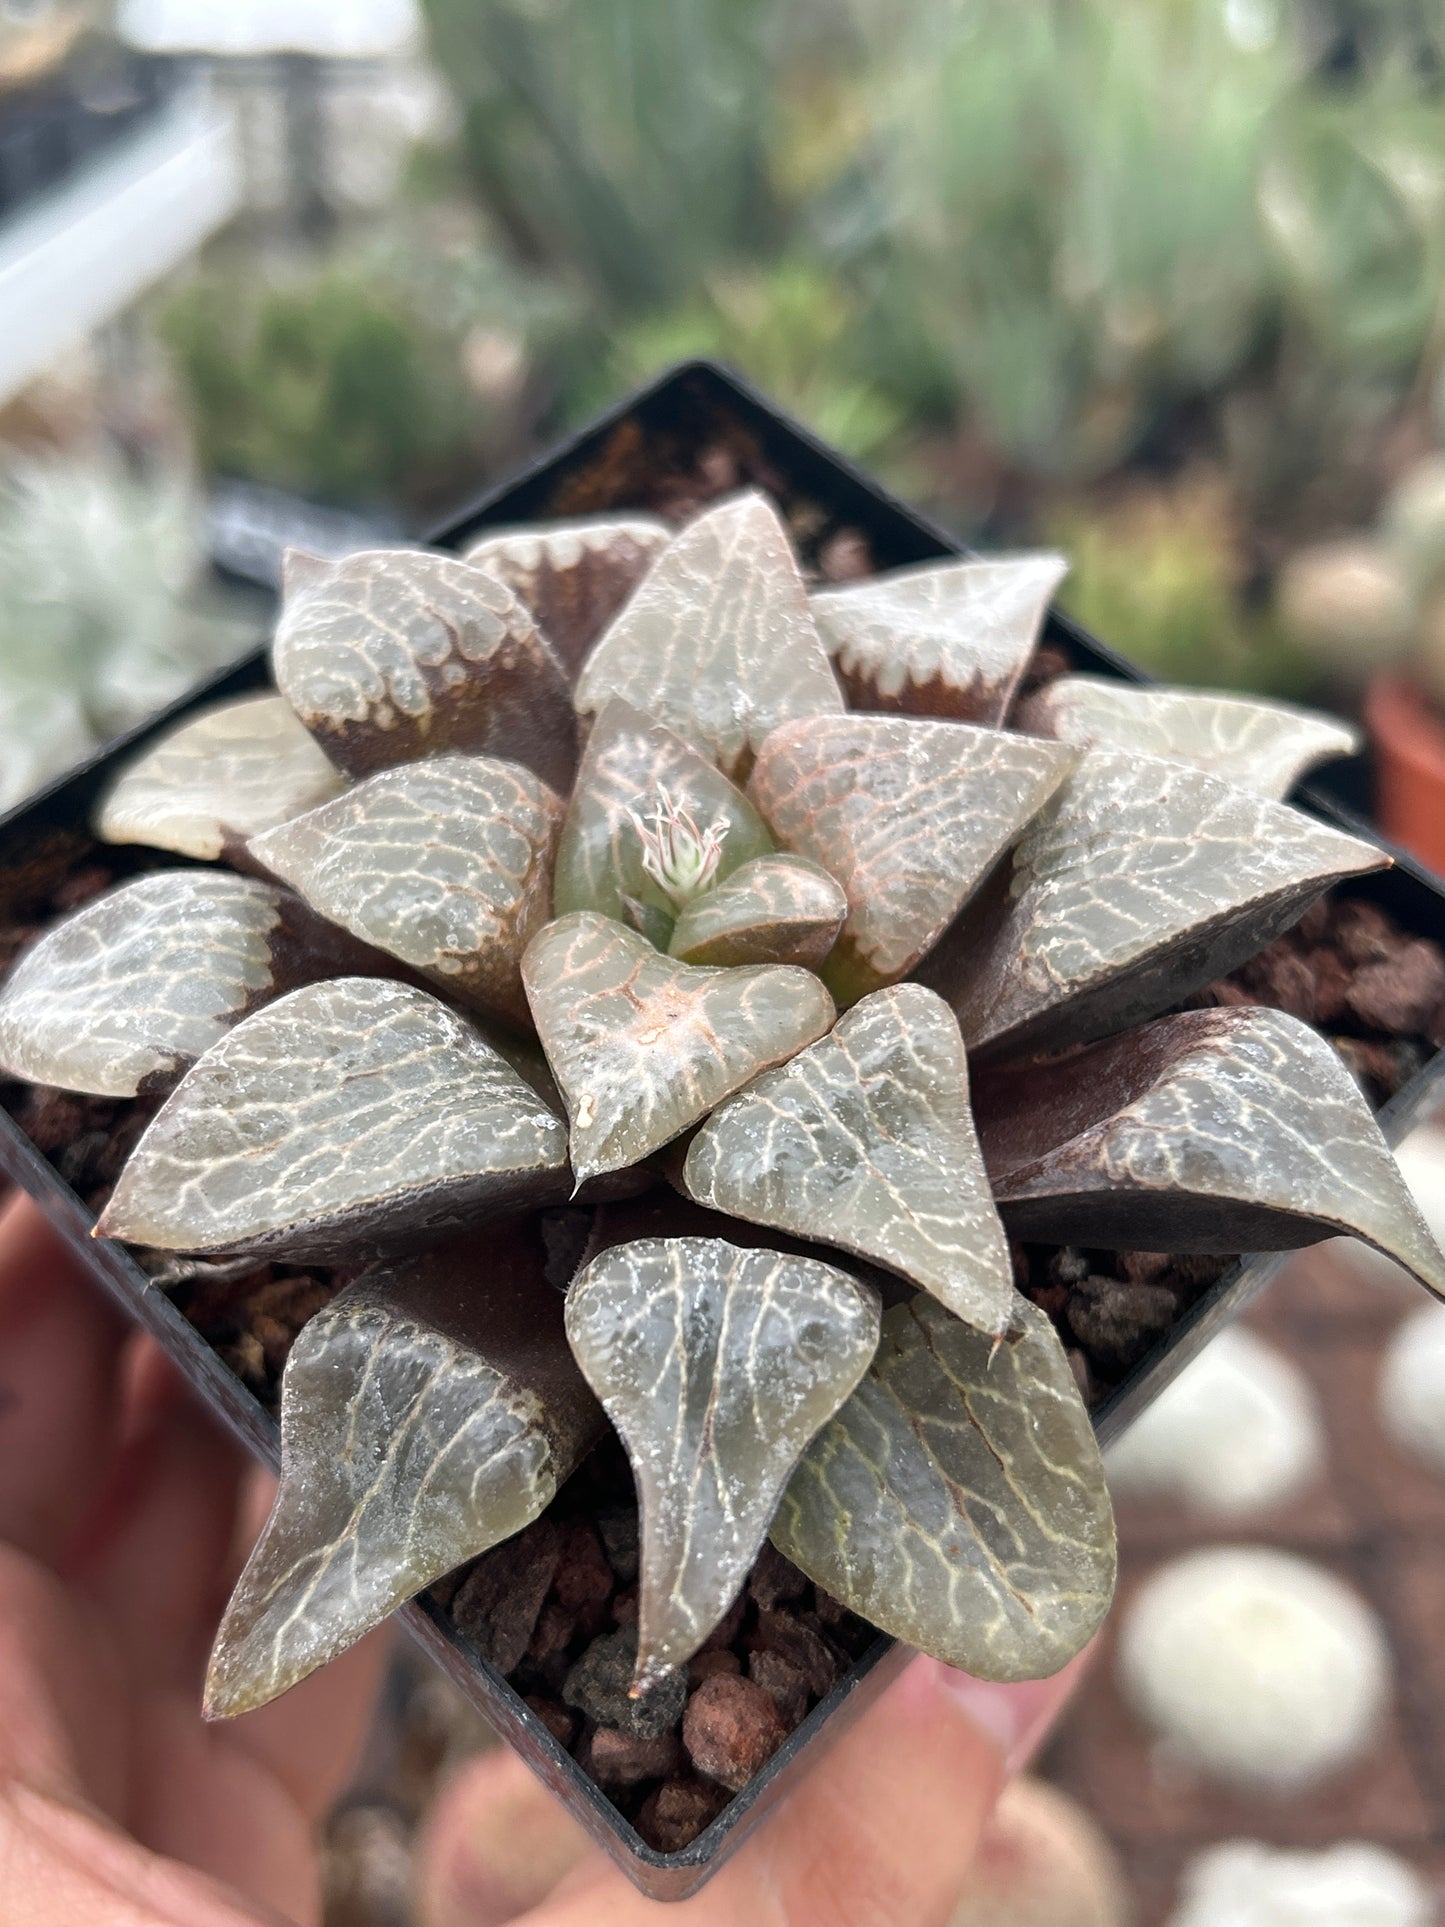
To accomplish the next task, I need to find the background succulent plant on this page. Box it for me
[1,487,1441,1756]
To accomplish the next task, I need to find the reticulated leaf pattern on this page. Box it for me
[811,553,1067,725]
[205,1227,602,1717]
[959,749,1390,1060]
[1017,676,1361,799]
[574,492,843,779]
[96,694,346,863]
[565,1235,880,1689]
[668,854,846,968]
[748,713,1076,1003]
[271,547,577,791]
[97,978,569,1259]
[463,515,671,679]
[975,1004,1445,1296]
[685,984,1015,1333]
[522,911,835,1183]
[251,754,562,1026]
[0,872,295,1097]
[771,1292,1116,1680]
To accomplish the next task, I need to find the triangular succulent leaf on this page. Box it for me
[668,854,846,969]
[271,547,577,791]
[574,492,843,779]
[811,553,1067,725]
[97,979,569,1260]
[0,872,371,1098]
[1017,676,1361,798]
[565,1235,880,1691]
[204,1226,604,1717]
[96,695,345,864]
[251,753,562,1027]
[771,1293,1115,1680]
[958,750,1390,1060]
[463,515,671,678]
[684,984,1015,1333]
[522,911,835,1184]
[748,713,1076,1004]
[553,697,772,931]
[974,1005,1445,1297]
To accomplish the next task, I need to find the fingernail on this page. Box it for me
[927,1663,1070,1773]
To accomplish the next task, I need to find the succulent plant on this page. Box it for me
[3,487,1442,1745]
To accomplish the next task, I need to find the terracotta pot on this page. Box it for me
[1367,674,1445,877]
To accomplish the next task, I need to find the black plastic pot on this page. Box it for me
[2,361,1444,1900]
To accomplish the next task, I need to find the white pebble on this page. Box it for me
[1105,1328,1324,1516]
[1167,1840,1433,1927]
[1117,1547,1391,1793]
[1380,1298,1445,1477]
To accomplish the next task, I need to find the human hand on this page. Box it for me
[0,1187,1089,1927]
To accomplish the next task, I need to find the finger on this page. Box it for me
[420,1652,1084,1927]
[0,1192,129,1564]
[66,1346,249,1692]
[415,1746,594,1927]
[220,1597,395,1825]
[0,1780,281,1927]
[948,1776,1128,1927]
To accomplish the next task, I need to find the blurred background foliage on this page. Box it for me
[9,0,1445,745]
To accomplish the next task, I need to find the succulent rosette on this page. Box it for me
[2,489,1441,1729]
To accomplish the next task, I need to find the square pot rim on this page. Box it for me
[2,357,1445,1898]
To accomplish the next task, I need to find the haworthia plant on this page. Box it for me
[97,694,345,864]
[566,1235,880,1692]
[1017,676,1362,800]
[810,552,1067,725]
[463,515,671,679]
[0,482,1429,1756]
[206,1226,603,1716]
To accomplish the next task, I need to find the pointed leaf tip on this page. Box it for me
[974,1004,1445,1300]
[811,551,1067,725]
[96,694,345,863]
[463,514,670,678]
[685,983,1015,1333]
[205,1230,602,1717]
[565,1235,880,1685]
[1018,676,1361,798]
[574,492,843,779]
[522,911,835,1184]
[960,749,1390,1060]
[772,1293,1116,1681]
